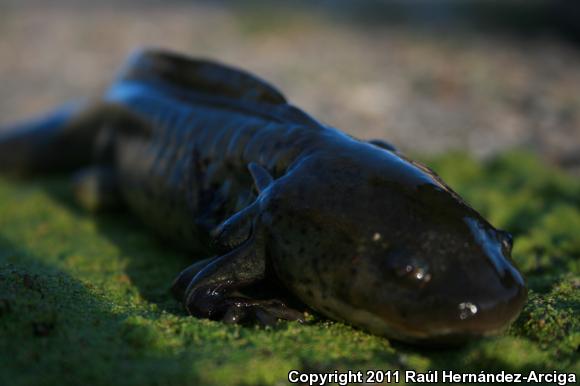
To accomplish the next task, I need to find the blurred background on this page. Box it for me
[1,0,579,171]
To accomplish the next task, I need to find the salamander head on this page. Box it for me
[260,142,527,345]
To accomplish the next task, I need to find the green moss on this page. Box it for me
[511,277,579,358]
[0,151,578,385]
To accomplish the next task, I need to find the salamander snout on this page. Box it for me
[357,220,527,344]
[448,222,528,336]
[390,224,527,344]
[439,262,528,341]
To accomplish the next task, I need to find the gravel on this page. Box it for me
[1,1,579,169]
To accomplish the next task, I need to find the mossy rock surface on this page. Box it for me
[0,151,578,385]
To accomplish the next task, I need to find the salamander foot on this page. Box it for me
[218,297,305,325]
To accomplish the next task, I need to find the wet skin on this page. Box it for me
[0,49,527,344]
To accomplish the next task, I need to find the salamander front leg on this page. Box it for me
[176,240,304,325]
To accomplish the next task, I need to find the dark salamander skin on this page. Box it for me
[0,49,527,345]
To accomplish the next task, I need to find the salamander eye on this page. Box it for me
[500,231,513,254]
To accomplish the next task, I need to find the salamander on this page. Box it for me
[0,49,527,344]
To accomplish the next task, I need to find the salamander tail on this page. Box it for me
[0,101,105,176]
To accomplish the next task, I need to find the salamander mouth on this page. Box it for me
[352,309,512,346]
